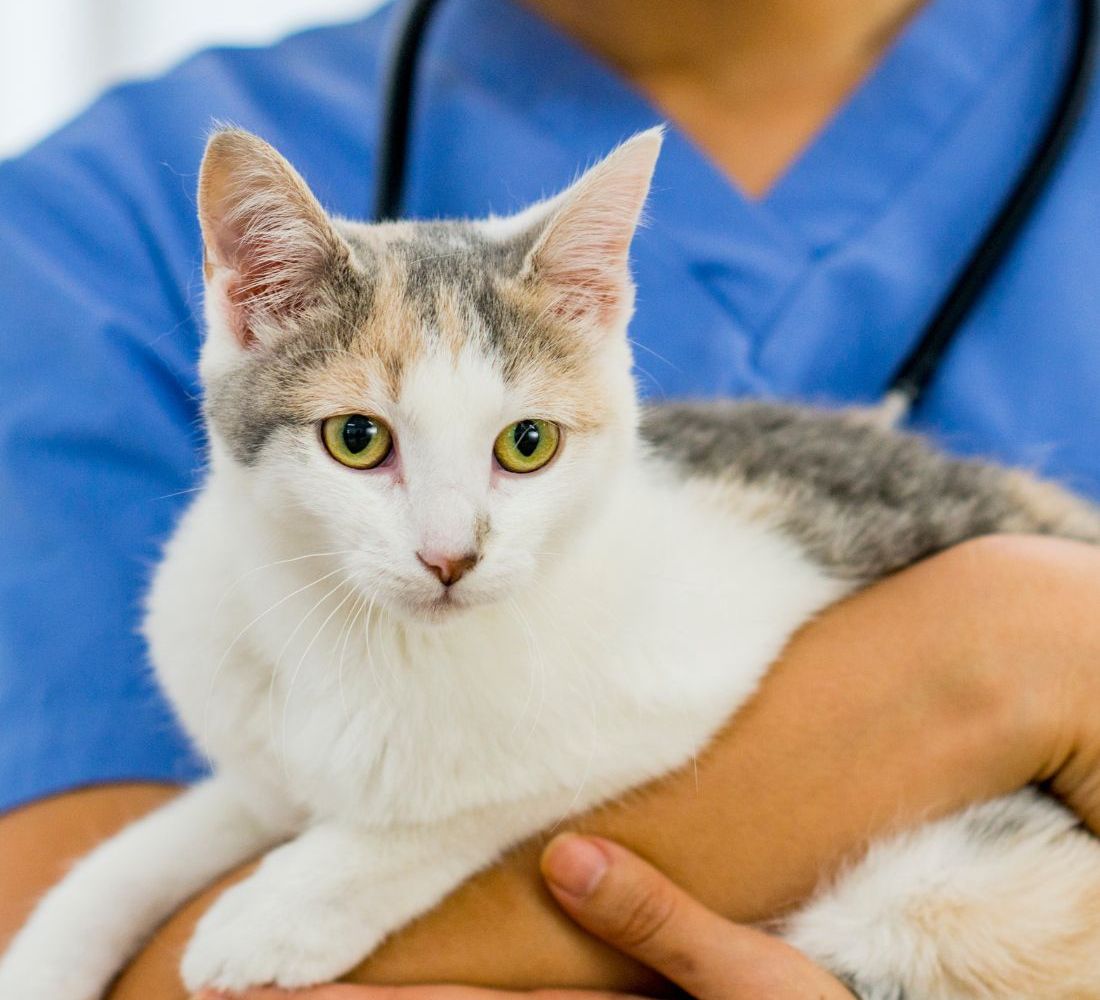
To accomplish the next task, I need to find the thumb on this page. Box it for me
[540,834,855,999]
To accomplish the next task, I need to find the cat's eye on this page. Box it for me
[321,414,393,469]
[493,419,560,474]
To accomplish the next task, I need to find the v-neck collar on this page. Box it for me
[424,0,1045,247]
[409,0,1059,375]
[767,0,1049,252]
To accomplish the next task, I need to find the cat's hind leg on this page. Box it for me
[0,776,294,1000]
[782,789,1100,1000]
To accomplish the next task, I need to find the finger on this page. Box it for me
[541,834,855,999]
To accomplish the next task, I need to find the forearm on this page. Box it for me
[105,538,1062,997]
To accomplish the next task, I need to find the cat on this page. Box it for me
[3,125,1100,1000]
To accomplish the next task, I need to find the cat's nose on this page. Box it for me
[417,550,479,587]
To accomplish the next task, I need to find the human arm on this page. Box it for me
[46,534,1089,997]
[231,832,859,1000]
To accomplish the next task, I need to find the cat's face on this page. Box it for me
[196,128,660,620]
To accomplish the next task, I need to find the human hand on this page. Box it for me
[536,833,856,998]
[215,833,854,1000]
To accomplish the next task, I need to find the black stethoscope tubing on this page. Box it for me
[371,0,443,226]
[372,0,1098,416]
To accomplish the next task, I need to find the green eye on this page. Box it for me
[321,414,393,469]
[493,419,560,474]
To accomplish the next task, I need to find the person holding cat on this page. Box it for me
[225,830,861,999]
[3,0,1100,997]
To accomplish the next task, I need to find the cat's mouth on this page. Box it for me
[403,586,477,622]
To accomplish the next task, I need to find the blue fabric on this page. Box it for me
[0,0,1097,814]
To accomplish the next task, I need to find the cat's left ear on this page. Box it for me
[520,127,663,332]
[198,128,353,350]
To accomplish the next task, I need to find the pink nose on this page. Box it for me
[417,550,479,587]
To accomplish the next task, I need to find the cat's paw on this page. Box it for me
[180,874,380,992]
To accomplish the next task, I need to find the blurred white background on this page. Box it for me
[0,0,385,158]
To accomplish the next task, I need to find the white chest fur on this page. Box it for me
[147,465,846,830]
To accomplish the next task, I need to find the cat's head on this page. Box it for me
[197,127,660,620]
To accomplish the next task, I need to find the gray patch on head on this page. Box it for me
[641,400,1100,580]
[203,212,591,465]
[385,219,580,380]
[204,252,375,464]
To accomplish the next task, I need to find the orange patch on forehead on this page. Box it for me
[495,280,616,434]
[291,258,425,418]
[433,284,476,363]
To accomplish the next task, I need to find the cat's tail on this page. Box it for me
[782,789,1100,1000]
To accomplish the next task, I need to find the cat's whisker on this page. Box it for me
[278,578,358,779]
[213,549,357,612]
[511,592,550,744]
[631,362,666,397]
[375,597,405,702]
[335,591,367,725]
[506,595,540,741]
[537,589,604,831]
[266,573,356,764]
[151,484,206,502]
[628,336,683,375]
[374,602,409,717]
[279,576,356,774]
[202,564,349,753]
[361,589,391,711]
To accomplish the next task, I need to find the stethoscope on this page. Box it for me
[371,0,1097,419]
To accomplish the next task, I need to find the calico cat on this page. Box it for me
[2,127,1100,1000]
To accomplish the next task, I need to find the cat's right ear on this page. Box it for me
[198,128,352,350]
[517,127,663,334]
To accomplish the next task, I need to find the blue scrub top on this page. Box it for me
[1,0,1098,813]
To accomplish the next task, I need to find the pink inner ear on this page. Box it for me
[222,275,257,348]
[532,211,639,328]
[199,130,346,350]
[208,199,329,348]
[221,230,319,348]
[525,130,661,330]
[540,238,631,327]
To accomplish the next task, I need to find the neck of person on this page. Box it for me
[521,0,926,197]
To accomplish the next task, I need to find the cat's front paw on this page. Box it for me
[180,875,380,992]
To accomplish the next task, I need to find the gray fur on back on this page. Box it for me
[641,400,1100,581]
